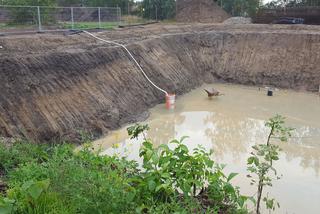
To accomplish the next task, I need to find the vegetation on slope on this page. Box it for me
[0,115,291,214]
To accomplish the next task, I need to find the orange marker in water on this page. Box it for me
[165,94,176,109]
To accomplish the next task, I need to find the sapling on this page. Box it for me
[247,115,293,214]
[127,123,149,140]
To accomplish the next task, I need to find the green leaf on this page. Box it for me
[21,180,34,191]
[27,179,50,200]
[227,172,238,182]
[151,153,159,163]
[180,136,189,143]
[223,183,235,194]
[0,198,14,214]
[28,185,43,200]
[155,183,169,192]
[148,180,156,191]
[162,173,170,178]
[180,145,189,153]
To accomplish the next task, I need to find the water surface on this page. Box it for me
[94,84,320,214]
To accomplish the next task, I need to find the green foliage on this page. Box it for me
[135,137,214,198]
[128,124,249,213]
[264,0,320,8]
[0,197,15,214]
[3,0,56,6]
[1,143,139,213]
[57,0,134,15]
[0,124,249,213]
[247,115,293,214]
[3,0,56,24]
[127,123,149,140]
[0,140,49,175]
[217,0,261,17]
[140,0,176,20]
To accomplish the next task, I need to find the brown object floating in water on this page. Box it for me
[204,88,223,97]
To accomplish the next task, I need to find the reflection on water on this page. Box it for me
[94,84,320,214]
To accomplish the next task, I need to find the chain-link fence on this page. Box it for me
[0,5,121,34]
[123,0,176,25]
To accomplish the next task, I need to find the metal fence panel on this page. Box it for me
[0,6,39,33]
[0,5,121,34]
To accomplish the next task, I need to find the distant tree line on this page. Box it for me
[264,0,320,8]
[139,0,176,20]
[216,0,261,17]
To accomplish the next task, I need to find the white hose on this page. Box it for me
[82,30,168,95]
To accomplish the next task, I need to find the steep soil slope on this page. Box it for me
[0,24,319,142]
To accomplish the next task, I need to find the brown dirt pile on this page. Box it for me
[176,0,230,23]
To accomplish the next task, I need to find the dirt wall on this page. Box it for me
[0,25,320,142]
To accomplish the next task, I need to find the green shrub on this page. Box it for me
[0,140,49,175]
[0,125,249,213]
[128,124,249,213]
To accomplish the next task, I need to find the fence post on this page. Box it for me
[117,6,121,26]
[71,7,74,30]
[128,1,130,15]
[37,6,42,32]
[155,6,158,21]
[98,7,101,28]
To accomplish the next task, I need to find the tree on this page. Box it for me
[3,0,56,24]
[217,0,261,17]
[247,115,293,213]
[141,0,176,20]
[264,0,320,8]
[3,0,56,6]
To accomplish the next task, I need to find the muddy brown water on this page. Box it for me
[93,83,320,214]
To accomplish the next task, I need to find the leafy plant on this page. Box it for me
[247,115,293,214]
[137,137,215,198]
[0,197,15,214]
[127,123,149,140]
[0,123,250,214]
[127,123,249,213]
[0,140,49,176]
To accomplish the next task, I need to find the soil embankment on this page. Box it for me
[0,24,320,142]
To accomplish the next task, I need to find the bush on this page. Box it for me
[0,127,249,213]
[3,0,56,25]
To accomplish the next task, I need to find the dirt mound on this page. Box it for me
[176,0,230,23]
[0,24,320,142]
[223,17,252,24]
